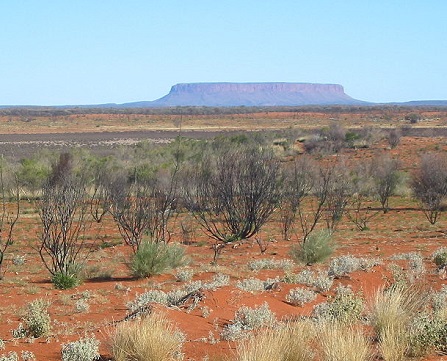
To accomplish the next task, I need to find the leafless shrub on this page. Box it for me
[387,128,401,149]
[37,153,90,280]
[412,153,447,224]
[182,144,281,244]
[0,161,20,279]
[371,154,400,213]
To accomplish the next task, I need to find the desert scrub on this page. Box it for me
[313,285,363,323]
[284,269,334,292]
[74,299,90,313]
[406,312,447,357]
[247,258,294,271]
[175,268,194,282]
[221,303,276,341]
[236,278,265,293]
[286,287,317,306]
[328,255,380,278]
[22,299,51,338]
[290,229,334,265]
[0,340,4,351]
[61,336,100,361]
[130,241,185,278]
[109,312,184,361]
[20,351,35,361]
[390,252,425,281]
[127,290,169,312]
[0,352,18,361]
[432,247,447,267]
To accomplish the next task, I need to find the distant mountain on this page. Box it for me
[120,82,368,107]
[391,100,447,107]
[1,83,446,108]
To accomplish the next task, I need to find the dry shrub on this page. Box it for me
[317,321,371,361]
[108,313,183,361]
[235,320,315,361]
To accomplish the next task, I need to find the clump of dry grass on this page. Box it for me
[108,312,184,361]
[235,320,315,361]
[379,324,408,361]
[369,283,429,338]
[317,321,371,361]
[369,283,430,360]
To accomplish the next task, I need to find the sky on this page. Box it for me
[0,1,446,106]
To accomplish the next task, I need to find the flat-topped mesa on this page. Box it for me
[170,82,346,95]
[150,82,364,107]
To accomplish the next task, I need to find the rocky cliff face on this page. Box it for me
[146,82,364,107]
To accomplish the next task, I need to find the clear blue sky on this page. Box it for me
[1,1,446,105]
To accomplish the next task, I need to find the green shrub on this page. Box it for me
[52,272,80,290]
[433,247,447,267]
[130,241,185,278]
[290,230,334,265]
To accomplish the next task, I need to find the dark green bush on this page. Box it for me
[51,272,80,290]
[130,241,185,278]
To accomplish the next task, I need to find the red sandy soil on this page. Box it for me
[1,134,447,360]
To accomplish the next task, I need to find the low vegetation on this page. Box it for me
[2,109,447,360]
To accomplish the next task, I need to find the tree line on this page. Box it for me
[0,134,446,288]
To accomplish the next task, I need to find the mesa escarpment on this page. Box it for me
[136,82,366,107]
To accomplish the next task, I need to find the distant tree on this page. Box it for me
[371,155,401,213]
[279,155,315,241]
[183,144,281,244]
[0,160,20,279]
[37,153,90,287]
[388,128,401,149]
[412,153,447,224]
[345,161,379,231]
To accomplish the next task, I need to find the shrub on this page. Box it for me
[390,252,425,281]
[432,247,447,267]
[52,272,80,290]
[327,255,380,278]
[109,313,184,361]
[290,230,334,265]
[0,352,18,361]
[175,268,194,282]
[130,241,185,278]
[127,290,169,312]
[236,278,266,293]
[286,287,317,306]
[61,336,100,361]
[221,303,276,341]
[23,299,51,338]
[284,269,334,293]
[20,351,35,361]
[247,258,294,271]
[313,286,363,323]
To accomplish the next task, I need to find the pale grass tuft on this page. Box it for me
[379,324,408,361]
[317,321,371,361]
[236,320,315,361]
[108,312,184,361]
[369,284,429,338]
